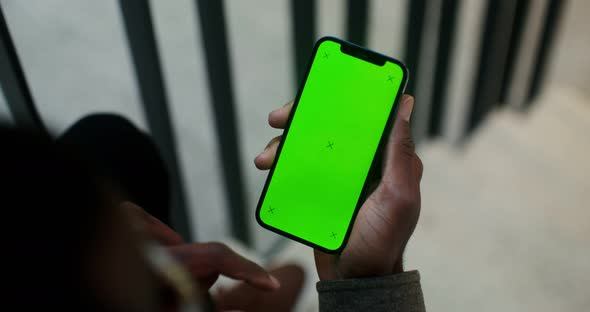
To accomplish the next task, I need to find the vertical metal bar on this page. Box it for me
[499,0,531,105]
[526,0,566,104]
[346,0,370,46]
[467,0,518,132]
[194,0,250,244]
[0,5,47,134]
[291,0,316,87]
[427,0,460,137]
[441,0,488,143]
[504,0,549,110]
[403,0,427,95]
[118,0,192,239]
[407,0,442,142]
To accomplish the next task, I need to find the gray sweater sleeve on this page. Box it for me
[316,270,425,312]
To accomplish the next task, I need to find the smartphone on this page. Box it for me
[256,37,408,253]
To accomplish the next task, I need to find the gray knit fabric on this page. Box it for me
[316,270,425,312]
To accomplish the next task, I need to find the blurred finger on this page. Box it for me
[254,136,281,170]
[268,101,293,129]
[169,242,280,291]
[214,264,304,312]
[122,202,184,246]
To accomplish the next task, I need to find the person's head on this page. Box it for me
[0,125,160,311]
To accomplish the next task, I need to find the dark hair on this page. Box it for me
[0,125,111,309]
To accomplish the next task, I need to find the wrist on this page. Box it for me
[393,258,404,274]
[322,259,405,281]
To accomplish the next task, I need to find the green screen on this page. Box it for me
[258,39,404,251]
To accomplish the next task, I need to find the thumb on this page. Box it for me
[382,95,419,189]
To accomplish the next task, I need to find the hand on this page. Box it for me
[123,202,281,291]
[255,95,422,279]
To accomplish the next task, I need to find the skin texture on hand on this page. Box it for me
[255,95,423,280]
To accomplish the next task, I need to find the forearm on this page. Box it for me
[317,270,425,312]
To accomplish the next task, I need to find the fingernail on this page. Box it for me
[401,96,414,122]
[271,105,285,117]
[269,275,281,289]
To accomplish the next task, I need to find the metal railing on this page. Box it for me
[0,0,565,245]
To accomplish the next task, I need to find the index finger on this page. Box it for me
[268,101,293,129]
